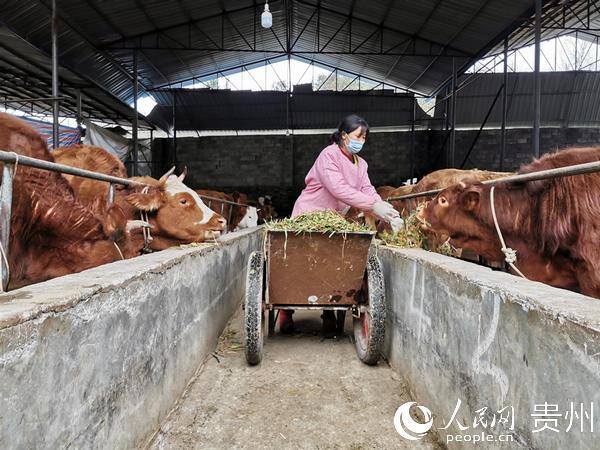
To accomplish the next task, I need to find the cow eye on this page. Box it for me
[439,196,447,205]
[180,198,187,205]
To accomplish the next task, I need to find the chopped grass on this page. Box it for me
[379,206,455,256]
[265,210,372,234]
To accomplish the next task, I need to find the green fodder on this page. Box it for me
[265,210,373,234]
[379,208,454,256]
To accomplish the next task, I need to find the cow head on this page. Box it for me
[126,168,226,244]
[235,206,258,230]
[419,182,503,260]
[256,196,278,223]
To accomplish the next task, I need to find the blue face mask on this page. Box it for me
[347,138,364,154]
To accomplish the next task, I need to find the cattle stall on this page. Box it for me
[1,227,599,449]
[380,247,600,450]
[0,229,262,448]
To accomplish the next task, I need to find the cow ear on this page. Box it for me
[125,189,165,211]
[461,188,480,211]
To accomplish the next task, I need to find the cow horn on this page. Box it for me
[162,166,176,178]
[126,220,153,231]
[178,166,187,182]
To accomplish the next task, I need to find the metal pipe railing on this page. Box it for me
[198,194,255,230]
[387,159,600,201]
[198,194,252,209]
[0,150,146,187]
[0,149,150,293]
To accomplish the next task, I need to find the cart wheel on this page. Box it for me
[353,254,386,365]
[245,251,264,365]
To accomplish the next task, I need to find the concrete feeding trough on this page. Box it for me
[380,246,600,449]
[0,228,261,449]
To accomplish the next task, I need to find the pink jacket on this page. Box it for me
[292,144,381,217]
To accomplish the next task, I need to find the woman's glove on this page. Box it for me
[372,200,400,223]
[390,216,405,233]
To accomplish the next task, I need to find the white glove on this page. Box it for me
[372,200,400,223]
[390,216,405,233]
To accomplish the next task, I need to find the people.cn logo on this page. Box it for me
[394,402,434,441]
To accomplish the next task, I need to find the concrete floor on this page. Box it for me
[147,307,442,450]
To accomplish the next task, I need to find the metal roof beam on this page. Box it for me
[295,0,471,57]
[83,0,172,85]
[407,0,491,90]
[36,0,151,91]
[149,55,288,90]
[101,0,471,59]
[100,1,282,49]
[383,0,444,81]
[0,40,149,126]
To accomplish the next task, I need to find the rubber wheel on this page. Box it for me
[245,251,264,365]
[353,254,386,365]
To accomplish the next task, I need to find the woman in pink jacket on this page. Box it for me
[282,115,402,336]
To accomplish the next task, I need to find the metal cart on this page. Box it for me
[244,229,386,365]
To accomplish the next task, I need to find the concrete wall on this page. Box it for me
[380,247,600,449]
[0,228,262,450]
[153,127,600,215]
[430,127,600,170]
[152,132,435,216]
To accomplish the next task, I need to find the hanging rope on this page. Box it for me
[112,242,124,260]
[140,186,153,253]
[9,152,19,177]
[489,186,527,279]
[0,152,20,289]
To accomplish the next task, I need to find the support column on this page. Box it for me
[51,0,59,149]
[500,37,508,171]
[132,50,139,176]
[450,57,457,167]
[172,90,177,168]
[533,0,542,158]
[76,89,82,134]
[410,97,416,180]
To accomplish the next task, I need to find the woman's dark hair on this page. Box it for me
[330,114,369,146]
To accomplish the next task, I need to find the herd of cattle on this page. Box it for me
[0,113,273,289]
[366,148,600,299]
[2,111,599,299]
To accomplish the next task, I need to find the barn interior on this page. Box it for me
[3,0,600,214]
[2,1,600,448]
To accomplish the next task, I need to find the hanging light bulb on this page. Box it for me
[261,1,272,29]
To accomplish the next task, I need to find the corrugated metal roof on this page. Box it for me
[434,71,600,128]
[148,87,423,131]
[0,0,597,126]
[0,25,152,127]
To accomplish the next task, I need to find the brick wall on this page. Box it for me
[152,127,600,215]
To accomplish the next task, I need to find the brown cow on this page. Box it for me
[0,113,132,289]
[196,189,235,227]
[54,146,226,251]
[389,169,513,215]
[256,195,278,223]
[53,144,127,205]
[197,189,258,231]
[420,146,600,298]
[121,172,227,250]
[345,185,412,231]
[230,192,258,230]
